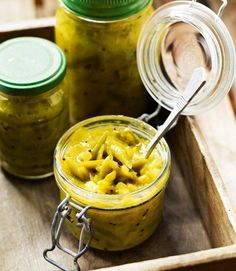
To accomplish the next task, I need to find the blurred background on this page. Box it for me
[0,0,235,113]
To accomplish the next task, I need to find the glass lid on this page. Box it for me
[137,0,235,115]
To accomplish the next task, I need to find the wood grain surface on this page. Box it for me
[169,115,236,247]
[195,97,236,215]
[0,0,36,23]
[93,244,236,271]
[0,153,211,271]
[0,17,55,43]
[0,1,236,270]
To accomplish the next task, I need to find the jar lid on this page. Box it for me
[0,37,67,96]
[137,1,236,115]
[61,0,152,20]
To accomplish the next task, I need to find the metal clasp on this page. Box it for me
[192,0,228,17]
[217,0,227,17]
[139,104,179,130]
[138,104,161,122]
[43,195,93,271]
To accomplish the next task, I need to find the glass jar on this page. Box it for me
[0,37,69,179]
[137,0,236,114]
[55,0,154,124]
[44,116,170,268]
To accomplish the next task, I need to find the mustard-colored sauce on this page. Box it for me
[61,126,164,195]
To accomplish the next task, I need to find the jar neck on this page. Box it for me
[60,0,153,22]
[137,1,236,115]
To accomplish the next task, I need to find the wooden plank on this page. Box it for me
[93,245,236,271]
[195,97,236,215]
[169,115,236,247]
[0,0,36,23]
[0,17,55,43]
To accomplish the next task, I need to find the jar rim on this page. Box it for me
[137,1,236,115]
[54,115,171,209]
[59,0,152,24]
[59,0,152,21]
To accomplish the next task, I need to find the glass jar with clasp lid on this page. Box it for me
[44,1,235,270]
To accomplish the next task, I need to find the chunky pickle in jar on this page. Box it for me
[55,116,170,250]
[0,87,68,178]
[55,0,153,123]
[0,37,68,179]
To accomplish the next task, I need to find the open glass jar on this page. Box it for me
[0,37,69,179]
[44,116,170,268]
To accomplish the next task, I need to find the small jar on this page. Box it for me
[44,116,170,267]
[55,0,154,124]
[137,1,236,114]
[0,37,69,179]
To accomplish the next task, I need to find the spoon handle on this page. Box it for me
[144,67,207,158]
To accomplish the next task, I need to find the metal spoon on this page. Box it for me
[144,67,207,158]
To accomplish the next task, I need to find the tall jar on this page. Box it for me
[0,37,69,179]
[55,0,154,124]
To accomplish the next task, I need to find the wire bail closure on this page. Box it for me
[43,195,93,271]
[217,0,227,17]
[192,0,227,17]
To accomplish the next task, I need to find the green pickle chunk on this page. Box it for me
[57,124,170,250]
[61,126,164,194]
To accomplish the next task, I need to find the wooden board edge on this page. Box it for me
[0,17,55,42]
[167,116,236,247]
[91,244,236,271]
[189,116,236,244]
[195,97,236,211]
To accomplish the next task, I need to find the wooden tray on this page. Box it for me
[1,19,236,271]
